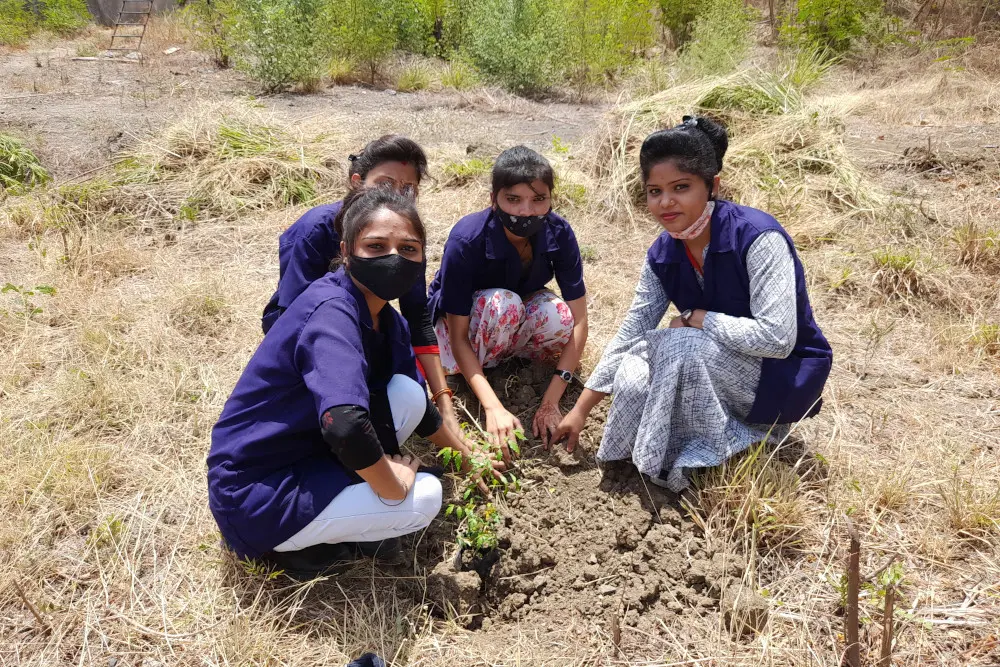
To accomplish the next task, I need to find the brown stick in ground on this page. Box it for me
[880,584,896,667]
[845,517,861,667]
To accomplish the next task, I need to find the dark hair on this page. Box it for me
[332,185,426,265]
[491,145,555,196]
[639,116,729,191]
[347,135,429,184]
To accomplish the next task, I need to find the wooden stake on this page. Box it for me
[845,517,861,667]
[879,585,896,667]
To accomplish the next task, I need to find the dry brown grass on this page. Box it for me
[2,41,1000,667]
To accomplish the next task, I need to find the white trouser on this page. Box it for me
[274,374,443,552]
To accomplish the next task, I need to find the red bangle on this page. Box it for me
[431,388,454,403]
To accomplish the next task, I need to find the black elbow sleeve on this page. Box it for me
[321,405,384,471]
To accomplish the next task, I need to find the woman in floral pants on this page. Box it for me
[435,288,575,374]
[426,147,588,457]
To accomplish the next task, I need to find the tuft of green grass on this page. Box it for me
[953,221,1000,270]
[441,60,480,91]
[691,441,812,551]
[871,248,928,300]
[395,65,432,92]
[441,157,492,187]
[553,177,587,209]
[327,57,357,85]
[278,174,317,206]
[0,134,51,192]
[939,469,1000,538]
[970,324,1000,357]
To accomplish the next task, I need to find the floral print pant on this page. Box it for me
[434,289,575,375]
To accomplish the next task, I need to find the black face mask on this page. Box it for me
[495,206,548,238]
[348,254,424,302]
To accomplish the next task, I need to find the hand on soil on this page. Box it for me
[485,406,521,466]
[552,409,585,453]
[532,401,563,449]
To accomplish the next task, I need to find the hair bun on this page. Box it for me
[679,115,728,172]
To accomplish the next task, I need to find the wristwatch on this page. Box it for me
[554,369,575,384]
[680,309,694,326]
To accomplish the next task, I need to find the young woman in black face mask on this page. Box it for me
[208,187,498,576]
[427,146,589,461]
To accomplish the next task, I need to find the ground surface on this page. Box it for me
[2,21,1000,667]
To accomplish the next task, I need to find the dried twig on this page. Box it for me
[13,581,50,634]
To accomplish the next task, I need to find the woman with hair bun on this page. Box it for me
[553,116,832,491]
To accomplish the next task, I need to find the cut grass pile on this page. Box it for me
[587,69,883,239]
[0,133,50,193]
[3,103,344,239]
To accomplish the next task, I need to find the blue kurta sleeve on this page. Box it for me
[551,223,587,302]
[278,226,339,310]
[437,237,478,317]
[294,298,370,419]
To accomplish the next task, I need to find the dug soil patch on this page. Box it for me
[423,362,749,652]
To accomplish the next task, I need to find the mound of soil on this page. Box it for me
[427,361,750,648]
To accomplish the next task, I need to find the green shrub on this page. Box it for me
[678,0,753,76]
[781,0,886,55]
[464,0,562,94]
[228,0,330,92]
[181,0,237,67]
[0,134,51,192]
[394,0,437,54]
[559,0,655,91]
[327,0,400,84]
[0,0,36,45]
[40,0,90,35]
[657,0,704,47]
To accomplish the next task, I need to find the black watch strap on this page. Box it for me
[555,369,575,383]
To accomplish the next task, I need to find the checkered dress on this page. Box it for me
[586,232,796,491]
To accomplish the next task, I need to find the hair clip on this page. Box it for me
[682,116,699,128]
[347,154,359,162]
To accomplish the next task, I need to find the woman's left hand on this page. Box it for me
[532,401,563,448]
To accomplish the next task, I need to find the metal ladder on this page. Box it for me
[108,0,153,57]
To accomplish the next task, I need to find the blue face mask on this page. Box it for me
[495,206,549,238]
